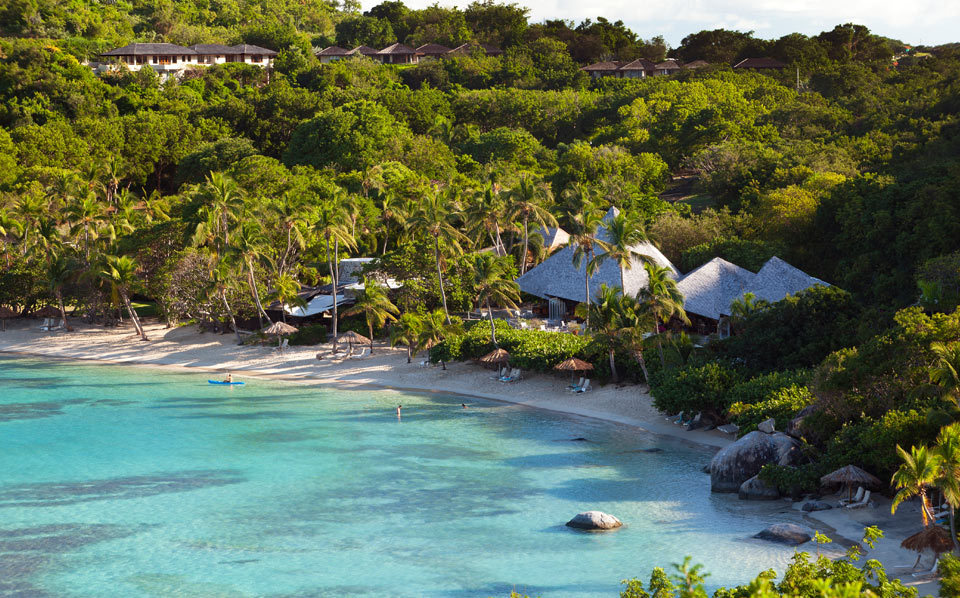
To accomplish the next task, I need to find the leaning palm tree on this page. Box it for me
[637,262,689,366]
[930,341,960,407]
[891,444,943,528]
[507,174,557,275]
[313,197,357,353]
[470,253,521,347]
[269,273,304,324]
[390,312,422,363]
[464,181,507,255]
[590,210,651,293]
[230,221,274,326]
[620,295,654,384]
[341,280,400,354]
[406,187,468,324]
[936,423,960,553]
[418,309,463,370]
[576,284,629,382]
[100,255,148,341]
[565,202,608,328]
[45,255,75,327]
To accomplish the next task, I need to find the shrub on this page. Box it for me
[729,385,814,434]
[727,370,810,406]
[288,323,327,346]
[940,555,960,598]
[650,361,743,417]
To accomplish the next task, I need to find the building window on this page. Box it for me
[152,56,158,64]
[251,55,262,63]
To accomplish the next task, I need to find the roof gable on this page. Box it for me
[101,43,195,56]
[378,43,416,54]
[677,258,756,320]
[318,46,350,56]
[750,256,828,303]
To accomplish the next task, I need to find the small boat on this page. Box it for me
[208,380,245,385]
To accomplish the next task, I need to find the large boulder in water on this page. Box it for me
[738,474,780,500]
[566,511,622,530]
[710,431,802,493]
[754,523,813,545]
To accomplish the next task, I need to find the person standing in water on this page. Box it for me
[396,405,402,419]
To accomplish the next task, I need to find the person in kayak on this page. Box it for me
[224,373,233,383]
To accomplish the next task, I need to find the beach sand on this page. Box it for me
[0,319,945,594]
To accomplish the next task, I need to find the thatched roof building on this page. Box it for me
[536,226,570,253]
[677,256,829,322]
[676,258,755,321]
[516,208,677,303]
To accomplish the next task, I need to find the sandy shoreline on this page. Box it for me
[0,319,945,594]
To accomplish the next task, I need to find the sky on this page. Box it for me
[372,0,960,47]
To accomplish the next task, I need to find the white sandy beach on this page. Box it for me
[0,318,945,594]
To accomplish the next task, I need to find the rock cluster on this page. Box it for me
[566,511,622,530]
[754,523,813,545]
[709,431,802,493]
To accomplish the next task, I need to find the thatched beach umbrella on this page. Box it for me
[337,330,370,353]
[0,306,15,332]
[820,465,882,499]
[34,305,60,318]
[554,357,594,384]
[263,321,298,349]
[901,525,954,568]
[478,348,510,364]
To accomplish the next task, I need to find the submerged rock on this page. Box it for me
[801,501,833,512]
[754,523,813,545]
[710,431,802,493]
[738,474,780,500]
[566,511,622,530]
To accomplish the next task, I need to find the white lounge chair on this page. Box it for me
[419,359,430,368]
[274,338,289,354]
[500,368,521,382]
[350,348,370,359]
[568,377,584,390]
[839,486,865,506]
[845,490,872,509]
[575,379,592,393]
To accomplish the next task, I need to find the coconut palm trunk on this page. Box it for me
[633,349,650,385]
[220,289,242,344]
[486,297,498,346]
[521,215,530,275]
[608,347,618,383]
[434,236,450,324]
[120,291,147,341]
[245,258,271,325]
[56,290,67,329]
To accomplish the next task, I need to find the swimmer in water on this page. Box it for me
[461,403,467,409]
[396,405,402,418]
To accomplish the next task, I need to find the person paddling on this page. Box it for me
[223,373,233,383]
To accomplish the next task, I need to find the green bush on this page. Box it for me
[729,385,814,434]
[650,361,743,417]
[288,323,327,346]
[940,555,960,598]
[727,370,810,406]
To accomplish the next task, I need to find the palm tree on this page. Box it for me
[576,284,629,382]
[464,181,507,255]
[65,191,106,262]
[100,255,148,341]
[931,341,960,406]
[891,444,942,528]
[210,262,243,343]
[508,174,557,275]
[566,203,607,328]
[619,295,654,384]
[391,312,422,363]
[195,172,243,253]
[45,255,74,327]
[935,423,960,552]
[637,262,689,366]
[418,309,462,370]
[230,221,274,326]
[590,211,651,292]
[379,189,410,255]
[0,210,23,267]
[470,253,521,347]
[313,197,356,353]
[274,193,307,278]
[341,280,400,353]
[269,273,304,324]
[407,187,468,324]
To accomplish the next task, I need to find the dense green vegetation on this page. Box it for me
[4,1,960,593]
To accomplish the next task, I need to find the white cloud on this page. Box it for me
[368,0,960,46]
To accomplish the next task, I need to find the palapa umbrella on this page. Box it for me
[337,330,370,353]
[901,525,954,568]
[477,348,510,364]
[263,321,298,350]
[820,465,882,500]
[34,305,60,318]
[0,306,16,332]
[554,357,593,384]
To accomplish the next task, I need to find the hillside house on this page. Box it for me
[317,46,351,63]
[97,43,276,74]
[581,57,692,79]
[377,43,418,64]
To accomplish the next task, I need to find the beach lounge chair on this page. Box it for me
[575,379,592,393]
[274,338,289,354]
[349,347,370,359]
[839,486,865,506]
[419,359,430,368]
[500,368,521,382]
[568,377,584,390]
[845,490,872,509]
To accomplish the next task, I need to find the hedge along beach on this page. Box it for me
[0,319,943,594]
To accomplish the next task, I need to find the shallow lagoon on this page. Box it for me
[0,355,799,597]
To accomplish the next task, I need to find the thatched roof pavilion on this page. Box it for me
[554,357,593,371]
[676,258,755,321]
[478,348,510,364]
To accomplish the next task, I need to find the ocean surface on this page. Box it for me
[0,354,800,597]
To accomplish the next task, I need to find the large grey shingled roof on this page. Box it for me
[676,257,755,320]
[677,255,829,320]
[516,208,677,302]
[102,43,195,56]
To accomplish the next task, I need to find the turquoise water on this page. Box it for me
[0,355,798,597]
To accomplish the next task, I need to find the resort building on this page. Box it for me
[317,46,351,63]
[516,207,677,320]
[733,57,788,70]
[677,256,828,334]
[315,42,503,63]
[581,57,691,79]
[96,43,277,74]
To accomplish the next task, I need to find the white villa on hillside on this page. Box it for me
[95,43,277,74]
